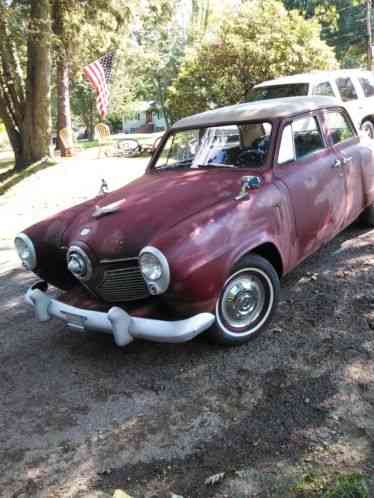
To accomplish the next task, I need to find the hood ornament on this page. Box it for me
[93,200,122,219]
[99,178,109,195]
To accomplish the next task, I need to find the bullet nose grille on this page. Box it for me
[96,262,149,302]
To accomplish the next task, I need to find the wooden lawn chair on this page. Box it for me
[95,123,112,158]
[59,127,80,156]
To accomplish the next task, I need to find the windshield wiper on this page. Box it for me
[158,159,193,170]
[196,162,236,168]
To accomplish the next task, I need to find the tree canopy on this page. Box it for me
[0,0,369,169]
[167,0,338,119]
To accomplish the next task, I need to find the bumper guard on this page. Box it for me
[25,285,215,347]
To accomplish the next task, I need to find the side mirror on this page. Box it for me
[236,175,262,200]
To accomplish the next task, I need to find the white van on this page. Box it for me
[251,70,374,138]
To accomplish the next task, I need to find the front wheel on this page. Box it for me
[209,254,280,345]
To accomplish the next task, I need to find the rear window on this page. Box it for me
[249,83,309,101]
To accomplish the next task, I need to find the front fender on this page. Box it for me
[150,188,289,306]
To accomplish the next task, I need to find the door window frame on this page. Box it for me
[275,111,328,167]
[322,107,358,148]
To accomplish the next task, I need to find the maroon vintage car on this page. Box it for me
[15,96,374,347]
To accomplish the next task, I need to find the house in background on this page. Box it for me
[122,101,167,133]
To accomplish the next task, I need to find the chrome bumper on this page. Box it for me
[25,287,215,347]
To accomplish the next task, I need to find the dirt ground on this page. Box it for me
[2,157,374,497]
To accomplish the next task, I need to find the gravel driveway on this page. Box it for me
[1,157,374,498]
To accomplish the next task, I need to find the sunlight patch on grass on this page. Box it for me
[0,158,57,196]
[0,158,14,171]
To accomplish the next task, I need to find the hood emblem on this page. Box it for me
[93,200,122,219]
[80,227,91,236]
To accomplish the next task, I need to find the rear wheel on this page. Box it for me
[209,254,280,345]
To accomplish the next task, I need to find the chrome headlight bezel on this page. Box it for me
[139,246,170,295]
[14,233,37,270]
[67,245,93,281]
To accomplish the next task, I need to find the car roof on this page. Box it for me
[172,96,341,129]
[254,69,373,88]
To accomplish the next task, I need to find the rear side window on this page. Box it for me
[313,81,335,97]
[249,83,309,101]
[335,77,358,101]
[359,77,374,97]
[278,116,325,164]
[325,110,355,145]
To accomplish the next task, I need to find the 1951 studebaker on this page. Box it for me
[15,96,374,347]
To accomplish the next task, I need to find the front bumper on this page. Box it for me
[25,284,215,347]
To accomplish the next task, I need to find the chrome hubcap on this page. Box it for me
[221,274,265,330]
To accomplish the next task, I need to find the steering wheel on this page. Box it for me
[236,148,265,167]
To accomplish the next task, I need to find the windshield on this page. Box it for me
[154,122,272,170]
[249,83,309,101]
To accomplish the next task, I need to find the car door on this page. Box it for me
[323,108,365,225]
[274,112,346,261]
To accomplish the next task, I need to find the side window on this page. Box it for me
[325,110,355,145]
[335,77,358,101]
[358,77,374,97]
[278,124,294,164]
[293,116,325,159]
[278,116,325,164]
[313,81,335,97]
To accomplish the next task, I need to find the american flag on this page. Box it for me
[83,52,114,119]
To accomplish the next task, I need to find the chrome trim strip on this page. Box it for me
[100,257,139,264]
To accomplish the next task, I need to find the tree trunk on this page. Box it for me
[57,58,73,156]
[155,77,170,129]
[21,0,52,170]
[88,97,95,140]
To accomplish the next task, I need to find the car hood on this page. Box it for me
[64,169,242,259]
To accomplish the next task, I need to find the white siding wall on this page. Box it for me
[122,112,147,132]
[122,109,167,132]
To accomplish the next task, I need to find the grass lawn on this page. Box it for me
[0,158,14,171]
[0,158,56,196]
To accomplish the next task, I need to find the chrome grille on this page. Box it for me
[95,260,149,302]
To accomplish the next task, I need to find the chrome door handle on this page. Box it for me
[332,159,342,168]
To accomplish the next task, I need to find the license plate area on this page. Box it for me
[62,311,87,330]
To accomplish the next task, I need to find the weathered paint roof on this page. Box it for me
[172,96,341,129]
[254,69,373,88]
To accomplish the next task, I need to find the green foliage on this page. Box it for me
[283,1,368,63]
[291,471,369,498]
[324,474,369,498]
[167,0,338,120]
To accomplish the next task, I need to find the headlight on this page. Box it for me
[139,246,170,295]
[67,246,93,281]
[14,233,37,270]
